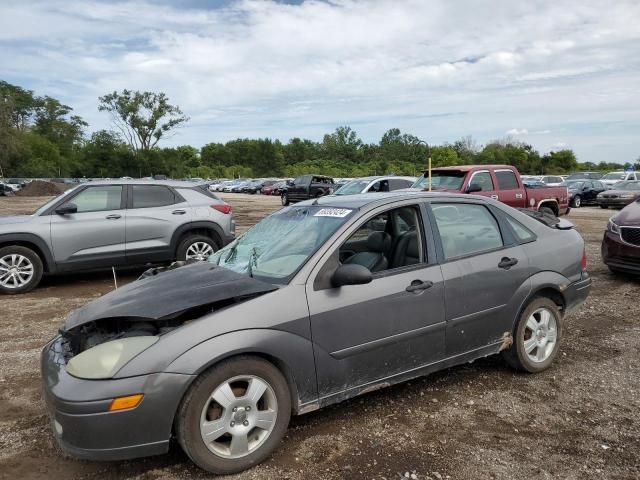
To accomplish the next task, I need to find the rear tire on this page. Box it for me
[281,193,290,206]
[177,234,219,262]
[176,356,291,475]
[0,245,43,294]
[502,297,562,373]
[539,206,555,217]
[571,195,581,208]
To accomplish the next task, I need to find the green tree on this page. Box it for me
[98,89,189,153]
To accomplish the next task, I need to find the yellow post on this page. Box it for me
[428,156,432,191]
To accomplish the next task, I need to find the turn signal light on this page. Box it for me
[109,394,144,412]
[581,247,587,271]
[211,204,232,214]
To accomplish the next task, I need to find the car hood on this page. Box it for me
[63,262,279,330]
[0,215,33,225]
[614,201,640,226]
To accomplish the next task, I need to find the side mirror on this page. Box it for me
[582,186,589,191]
[331,264,373,288]
[287,180,294,186]
[55,203,78,215]
[466,183,482,193]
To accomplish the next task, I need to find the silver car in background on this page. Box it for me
[0,180,234,293]
[333,175,416,195]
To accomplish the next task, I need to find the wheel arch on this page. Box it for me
[165,329,317,416]
[171,222,225,257]
[537,199,559,216]
[514,272,569,331]
[0,233,54,273]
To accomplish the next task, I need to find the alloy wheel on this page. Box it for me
[186,242,214,261]
[523,307,558,363]
[200,375,278,459]
[0,254,34,289]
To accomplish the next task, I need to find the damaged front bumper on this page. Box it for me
[41,335,194,461]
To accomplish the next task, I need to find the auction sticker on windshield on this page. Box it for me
[314,208,352,218]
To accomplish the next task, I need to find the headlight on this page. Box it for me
[607,218,620,234]
[619,193,634,199]
[66,336,158,379]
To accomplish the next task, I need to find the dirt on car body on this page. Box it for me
[0,194,638,480]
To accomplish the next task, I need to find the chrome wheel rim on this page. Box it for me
[523,307,558,363]
[185,242,214,261]
[200,375,278,459]
[0,254,34,289]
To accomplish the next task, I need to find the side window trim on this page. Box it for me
[427,201,507,264]
[468,170,495,191]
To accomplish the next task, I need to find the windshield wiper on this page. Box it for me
[247,247,259,278]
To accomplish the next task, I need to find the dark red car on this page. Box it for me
[602,200,640,274]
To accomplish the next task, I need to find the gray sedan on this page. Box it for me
[41,192,591,474]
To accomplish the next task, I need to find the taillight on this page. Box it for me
[211,204,232,215]
[581,247,587,271]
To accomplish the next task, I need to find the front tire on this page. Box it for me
[502,297,562,373]
[0,245,43,294]
[176,356,291,475]
[281,192,290,206]
[177,235,219,262]
[571,195,581,208]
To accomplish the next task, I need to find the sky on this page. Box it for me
[1,0,640,163]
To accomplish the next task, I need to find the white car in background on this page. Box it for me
[601,171,640,189]
[333,175,416,195]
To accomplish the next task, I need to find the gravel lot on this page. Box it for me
[0,194,638,480]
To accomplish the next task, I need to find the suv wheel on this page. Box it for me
[281,193,290,206]
[502,297,562,373]
[176,356,291,475]
[177,235,219,262]
[0,245,43,294]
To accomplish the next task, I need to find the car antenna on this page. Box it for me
[112,266,118,289]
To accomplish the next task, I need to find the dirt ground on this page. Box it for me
[0,194,638,480]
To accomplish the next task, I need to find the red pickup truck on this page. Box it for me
[412,165,570,216]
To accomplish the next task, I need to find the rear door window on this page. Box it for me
[132,185,177,208]
[432,203,503,260]
[495,170,520,190]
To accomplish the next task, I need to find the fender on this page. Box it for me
[170,220,226,252]
[0,232,55,272]
[537,199,560,215]
[512,270,572,329]
[164,329,318,414]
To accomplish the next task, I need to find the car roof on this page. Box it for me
[82,179,200,188]
[295,191,479,209]
[426,165,513,172]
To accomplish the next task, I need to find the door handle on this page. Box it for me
[105,214,121,220]
[498,257,518,270]
[406,280,434,293]
[172,209,187,215]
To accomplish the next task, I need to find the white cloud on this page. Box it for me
[1,0,640,162]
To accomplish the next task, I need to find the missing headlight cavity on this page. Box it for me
[61,296,242,358]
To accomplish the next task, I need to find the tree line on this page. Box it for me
[1,80,638,180]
